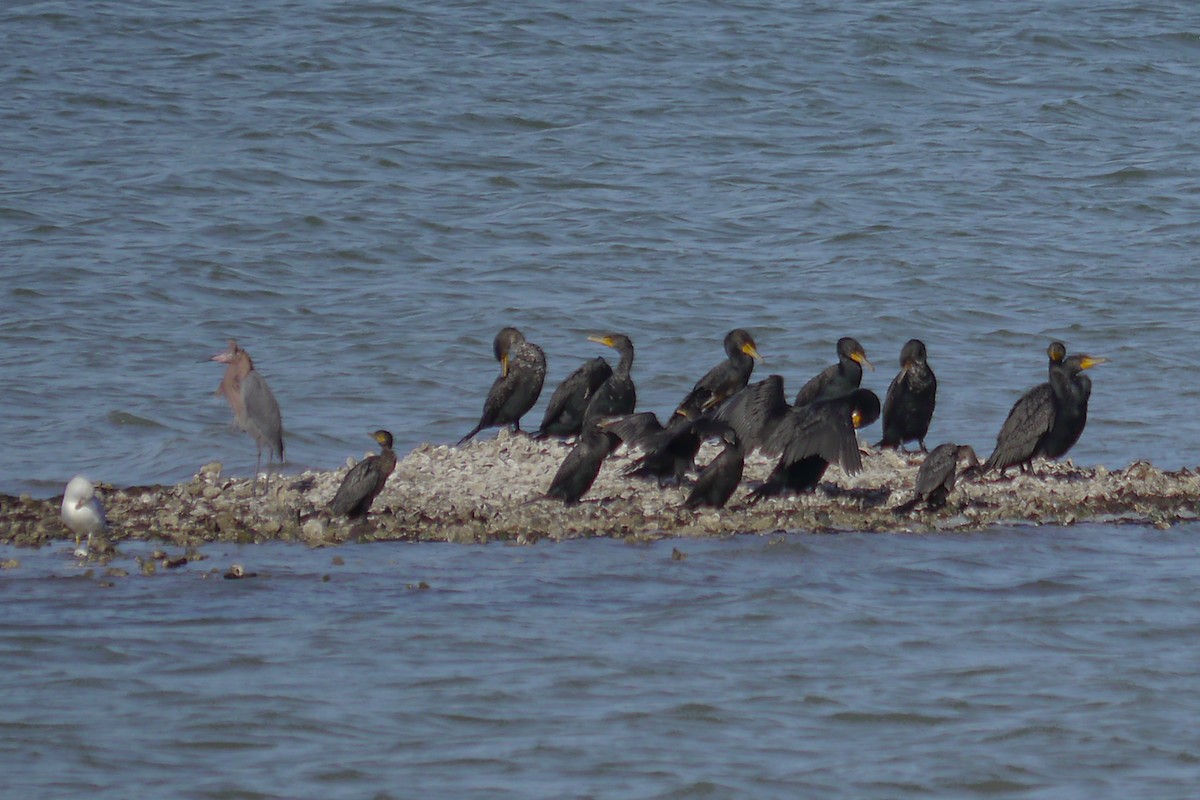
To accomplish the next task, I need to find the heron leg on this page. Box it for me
[254,444,263,496]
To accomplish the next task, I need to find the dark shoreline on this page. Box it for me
[7,432,1198,552]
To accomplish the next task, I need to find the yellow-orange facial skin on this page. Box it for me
[1079,355,1108,370]
[742,342,764,362]
[851,350,874,371]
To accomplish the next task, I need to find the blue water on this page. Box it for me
[3,0,1199,495]
[4,526,1199,798]
[4,1,1200,796]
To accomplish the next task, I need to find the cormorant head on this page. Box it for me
[494,327,526,376]
[847,388,882,429]
[838,337,874,371]
[899,338,927,368]
[956,445,981,476]
[587,333,633,355]
[1067,354,1107,373]
[726,329,763,362]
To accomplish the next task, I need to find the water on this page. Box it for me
[4,0,1200,495]
[3,527,1199,798]
[5,1,1200,795]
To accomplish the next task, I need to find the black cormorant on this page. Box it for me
[544,427,621,505]
[675,329,762,420]
[893,443,978,513]
[1041,352,1104,459]
[794,337,873,406]
[684,425,745,509]
[984,344,1106,474]
[534,357,613,439]
[749,388,880,501]
[330,430,397,518]
[877,338,937,452]
[582,333,636,428]
[606,413,723,488]
[459,327,547,444]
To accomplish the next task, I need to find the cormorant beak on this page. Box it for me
[852,352,874,371]
[851,410,864,429]
[210,352,233,364]
[743,343,764,362]
[1079,356,1108,370]
[587,334,614,348]
[500,353,510,377]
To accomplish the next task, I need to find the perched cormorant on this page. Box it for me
[1041,352,1103,459]
[893,443,979,513]
[675,329,762,420]
[984,344,1106,474]
[459,327,547,444]
[534,357,613,439]
[545,427,621,505]
[877,338,937,452]
[749,388,881,501]
[582,333,636,428]
[794,337,873,406]
[330,430,397,518]
[685,426,745,509]
[211,339,285,490]
[606,413,723,488]
[712,374,790,454]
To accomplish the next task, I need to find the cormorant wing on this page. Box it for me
[539,362,591,430]
[914,442,958,497]
[793,364,837,406]
[880,364,909,424]
[478,371,519,427]
[713,374,788,452]
[331,456,380,516]
[601,411,664,449]
[767,400,862,474]
[986,383,1056,470]
[677,361,738,418]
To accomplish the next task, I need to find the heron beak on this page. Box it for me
[743,342,763,362]
[1079,356,1108,370]
[852,351,874,371]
